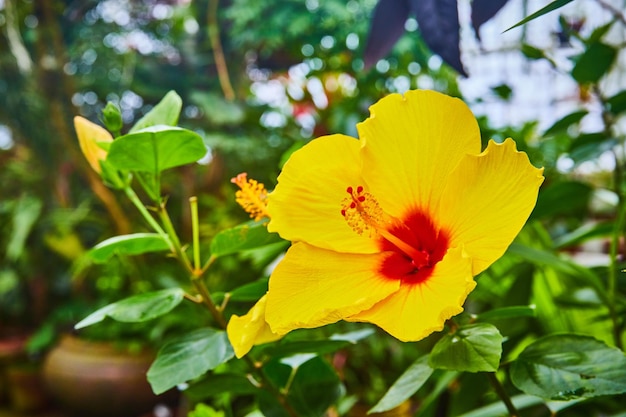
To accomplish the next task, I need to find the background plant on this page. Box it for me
[1,0,626,416]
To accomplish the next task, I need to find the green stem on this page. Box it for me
[608,155,625,350]
[157,202,193,273]
[189,267,297,417]
[123,186,172,249]
[487,373,519,417]
[190,196,201,271]
[191,274,227,329]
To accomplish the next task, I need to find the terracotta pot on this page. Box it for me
[0,331,50,413]
[42,335,173,417]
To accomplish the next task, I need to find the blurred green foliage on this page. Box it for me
[1,0,626,416]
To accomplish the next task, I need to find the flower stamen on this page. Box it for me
[341,186,430,268]
[231,173,270,221]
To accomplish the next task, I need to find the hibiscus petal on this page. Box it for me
[227,294,282,358]
[74,116,114,174]
[346,247,475,342]
[437,138,544,275]
[267,134,378,253]
[265,242,401,335]
[357,90,481,216]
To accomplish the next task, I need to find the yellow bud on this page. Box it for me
[74,116,114,174]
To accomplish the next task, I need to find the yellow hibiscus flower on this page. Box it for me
[262,90,544,342]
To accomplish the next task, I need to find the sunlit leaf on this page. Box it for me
[129,90,183,133]
[147,328,234,394]
[505,0,575,32]
[572,42,617,84]
[107,125,206,174]
[88,233,171,263]
[369,355,433,413]
[475,305,536,322]
[511,334,626,400]
[188,404,225,417]
[74,288,185,329]
[429,323,502,372]
[210,220,283,257]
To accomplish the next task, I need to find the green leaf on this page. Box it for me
[569,133,618,165]
[261,356,343,417]
[608,90,626,115]
[184,373,258,401]
[532,180,592,219]
[491,84,513,101]
[210,221,283,257]
[129,90,183,133]
[7,195,42,261]
[147,328,234,394]
[229,278,269,301]
[511,334,626,400]
[429,323,503,373]
[520,44,547,60]
[456,394,544,417]
[553,220,613,249]
[369,355,434,413]
[190,92,245,126]
[188,404,225,417]
[261,328,374,358]
[505,0,575,32]
[88,233,171,263]
[507,243,607,302]
[543,110,587,137]
[475,305,537,322]
[572,42,617,84]
[74,288,185,329]
[587,21,613,44]
[107,125,206,173]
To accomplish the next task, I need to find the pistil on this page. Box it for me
[341,186,431,268]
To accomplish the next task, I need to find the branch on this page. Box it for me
[207,0,235,101]
[4,0,33,74]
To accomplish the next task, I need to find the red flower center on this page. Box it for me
[340,186,449,284]
[378,210,449,284]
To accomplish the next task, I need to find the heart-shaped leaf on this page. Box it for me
[107,125,206,174]
[148,328,234,394]
[129,90,183,133]
[429,323,503,372]
[88,233,171,263]
[511,334,626,400]
[370,355,433,413]
[75,288,185,329]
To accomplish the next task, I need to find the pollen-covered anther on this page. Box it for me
[340,185,387,237]
[231,173,270,221]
